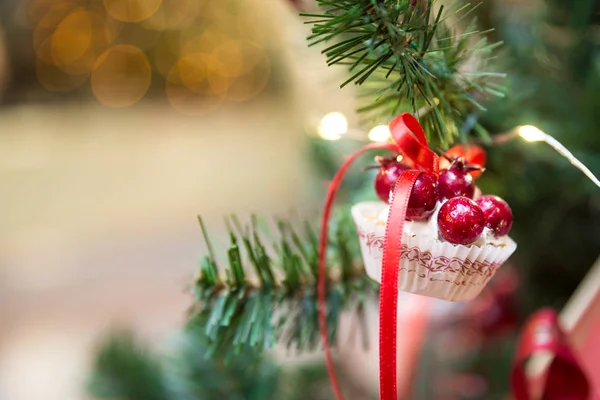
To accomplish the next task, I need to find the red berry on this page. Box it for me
[406,172,439,221]
[439,144,487,178]
[438,159,475,200]
[476,195,513,237]
[374,157,410,203]
[437,197,485,245]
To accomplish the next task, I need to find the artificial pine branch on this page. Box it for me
[189,214,376,358]
[303,0,506,148]
[87,332,169,400]
[87,328,334,400]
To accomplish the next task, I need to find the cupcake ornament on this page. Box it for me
[317,113,517,399]
[320,113,516,304]
[351,118,516,301]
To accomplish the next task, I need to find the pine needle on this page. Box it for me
[305,0,506,148]
[190,215,376,357]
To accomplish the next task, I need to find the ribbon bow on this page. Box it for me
[317,113,439,400]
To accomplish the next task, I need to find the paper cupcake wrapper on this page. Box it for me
[351,201,517,302]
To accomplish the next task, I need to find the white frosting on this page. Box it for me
[377,200,508,248]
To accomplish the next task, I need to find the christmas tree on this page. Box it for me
[87,1,600,399]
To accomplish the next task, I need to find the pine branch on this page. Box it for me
[189,213,376,358]
[303,0,506,148]
[87,328,334,400]
[87,331,169,400]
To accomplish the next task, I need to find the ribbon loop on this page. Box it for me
[390,113,439,175]
[511,309,590,400]
[317,113,437,400]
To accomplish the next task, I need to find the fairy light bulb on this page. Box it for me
[368,124,391,142]
[517,125,600,189]
[318,112,348,141]
[518,125,546,142]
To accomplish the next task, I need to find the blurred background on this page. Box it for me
[0,0,599,399]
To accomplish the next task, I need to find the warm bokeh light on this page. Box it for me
[218,39,264,77]
[32,4,110,78]
[318,112,348,141]
[110,22,162,51]
[223,55,271,103]
[209,39,246,79]
[166,62,223,115]
[58,11,111,76]
[141,0,197,30]
[33,3,76,65]
[176,53,210,94]
[103,0,163,23]
[181,29,223,56]
[368,124,392,142]
[173,31,270,108]
[36,58,89,92]
[91,45,151,107]
[204,44,245,97]
[103,13,123,43]
[28,0,273,110]
[152,32,180,77]
[204,1,232,20]
[51,9,93,67]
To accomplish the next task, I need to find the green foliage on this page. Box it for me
[87,332,169,400]
[87,328,334,400]
[190,215,375,358]
[304,0,505,147]
[168,325,283,400]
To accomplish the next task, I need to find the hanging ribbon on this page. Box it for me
[511,308,590,400]
[318,113,438,400]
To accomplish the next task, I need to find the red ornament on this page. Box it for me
[476,195,513,236]
[406,172,438,221]
[439,144,487,178]
[437,197,485,245]
[438,159,475,200]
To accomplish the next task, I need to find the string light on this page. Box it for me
[517,125,600,188]
[368,125,391,142]
[317,117,600,190]
[318,112,348,141]
[517,125,545,142]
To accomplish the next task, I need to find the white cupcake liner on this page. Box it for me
[351,201,517,302]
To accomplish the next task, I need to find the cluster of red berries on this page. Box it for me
[373,145,513,245]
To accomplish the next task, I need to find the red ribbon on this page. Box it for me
[318,113,438,400]
[512,308,590,400]
[318,141,395,399]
